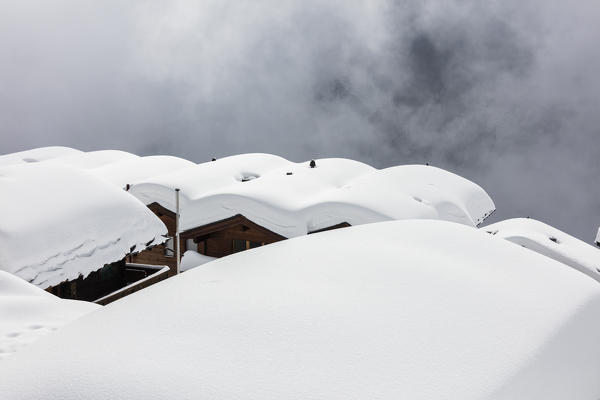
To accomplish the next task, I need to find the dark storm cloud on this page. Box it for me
[0,0,598,240]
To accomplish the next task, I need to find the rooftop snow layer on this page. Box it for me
[0,270,99,360]
[0,163,168,289]
[91,155,197,188]
[2,220,600,398]
[484,218,600,283]
[42,149,139,169]
[129,153,495,236]
[0,146,82,167]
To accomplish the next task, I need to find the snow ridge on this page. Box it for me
[130,154,495,237]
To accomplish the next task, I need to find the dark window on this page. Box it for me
[232,239,264,253]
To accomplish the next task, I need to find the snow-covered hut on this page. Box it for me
[127,153,495,270]
[484,218,600,283]
[0,162,168,302]
[3,220,600,398]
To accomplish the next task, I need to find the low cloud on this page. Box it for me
[1,0,598,240]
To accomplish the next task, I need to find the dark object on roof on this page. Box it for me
[211,157,216,161]
[310,160,316,168]
[286,172,293,176]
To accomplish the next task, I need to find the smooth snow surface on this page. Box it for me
[42,149,139,169]
[0,146,82,167]
[484,218,600,283]
[180,250,216,272]
[130,153,495,237]
[2,220,600,399]
[0,271,99,360]
[91,155,196,188]
[0,163,167,288]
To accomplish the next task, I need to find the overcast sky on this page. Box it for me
[1,0,599,241]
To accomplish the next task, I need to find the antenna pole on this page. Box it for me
[175,188,181,274]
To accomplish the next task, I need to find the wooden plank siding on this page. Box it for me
[181,214,286,258]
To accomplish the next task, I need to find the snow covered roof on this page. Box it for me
[0,163,167,288]
[484,218,600,283]
[0,146,82,167]
[42,149,139,169]
[0,270,99,360]
[2,220,600,398]
[129,153,495,237]
[90,155,196,188]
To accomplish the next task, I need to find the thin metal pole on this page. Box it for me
[175,188,181,274]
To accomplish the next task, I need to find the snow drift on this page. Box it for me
[180,250,216,272]
[0,270,99,360]
[0,163,167,288]
[2,220,600,399]
[130,153,495,237]
[484,218,600,283]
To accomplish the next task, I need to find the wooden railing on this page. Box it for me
[93,264,170,305]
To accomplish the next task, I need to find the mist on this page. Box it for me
[0,0,599,241]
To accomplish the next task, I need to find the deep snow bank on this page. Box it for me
[484,218,600,283]
[0,271,99,360]
[2,220,600,399]
[0,163,167,288]
[180,250,216,272]
[130,153,495,236]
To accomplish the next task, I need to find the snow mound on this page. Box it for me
[90,155,196,188]
[2,220,600,399]
[130,153,495,236]
[180,250,216,272]
[0,163,168,288]
[42,149,139,169]
[484,218,600,283]
[0,146,82,167]
[0,271,99,360]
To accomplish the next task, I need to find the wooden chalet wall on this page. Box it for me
[181,214,286,258]
[130,202,179,276]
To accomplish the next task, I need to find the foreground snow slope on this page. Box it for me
[0,146,82,167]
[0,271,99,360]
[2,220,600,399]
[0,163,167,288]
[130,153,495,236]
[484,218,600,283]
